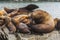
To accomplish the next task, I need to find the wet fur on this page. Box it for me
[31,10,55,33]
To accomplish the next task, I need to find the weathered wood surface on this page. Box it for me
[0,25,60,40]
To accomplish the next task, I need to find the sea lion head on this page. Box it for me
[25,4,39,11]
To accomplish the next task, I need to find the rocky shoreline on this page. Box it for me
[0,26,60,40]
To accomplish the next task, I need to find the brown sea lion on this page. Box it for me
[12,15,32,26]
[11,15,33,34]
[0,10,7,26]
[30,10,55,33]
[18,4,39,12]
[0,10,31,34]
[0,15,16,34]
[16,23,31,34]
[4,4,39,15]
[24,4,39,11]
[4,17,16,34]
[17,4,39,15]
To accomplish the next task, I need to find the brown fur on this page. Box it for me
[0,10,7,16]
[16,23,30,33]
[30,10,55,33]
[54,18,60,30]
[4,4,38,13]
[0,17,5,26]
[4,7,16,13]
[4,4,39,17]
[0,15,16,33]
[4,17,16,33]
[24,4,39,11]
[6,22,16,34]
[54,18,58,26]
[12,15,32,26]
[0,10,7,26]
[0,9,32,34]
[11,15,32,33]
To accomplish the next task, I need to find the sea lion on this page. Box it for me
[4,17,16,34]
[0,15,16,34]
[30,10,55,33]
[4,4,39,15]
[24,4,39,11]
[12,15,32,26]
[17,4,39,15]
[0,10,7,26]
[16,23,31,34]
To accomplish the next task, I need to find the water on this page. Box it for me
[0,2,60,18]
